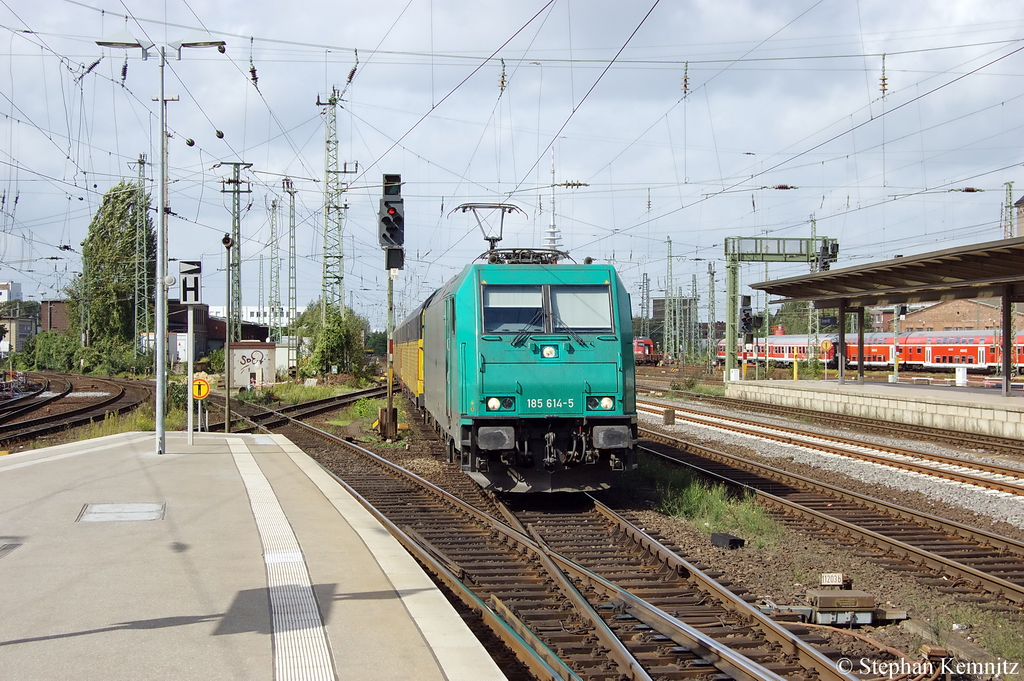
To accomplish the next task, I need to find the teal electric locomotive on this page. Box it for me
[394,248,638,492]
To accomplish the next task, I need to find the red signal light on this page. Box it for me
[387,206,397,216]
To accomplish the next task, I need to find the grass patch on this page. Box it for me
[325,398,407,440]
[66,404,188,441]
[633,454,782,547]
[272,383,343,404]
[669,382,726,398]
[929,605,1024,663]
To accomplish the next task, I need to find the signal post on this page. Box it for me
[179,261,202,444]
[379,174,404,438]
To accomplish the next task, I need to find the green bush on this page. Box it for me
[204,348,224,374]
[167,382,188,410]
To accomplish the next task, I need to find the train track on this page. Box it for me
[636,397,1024,496]
[0,374,151,447]
[639,426,1024,608]
[639,387,1024,457]
[0,374,51,422]
[205,384,388,432]
[229,400,854,680]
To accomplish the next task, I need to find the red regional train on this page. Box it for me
[716,330,1024,372]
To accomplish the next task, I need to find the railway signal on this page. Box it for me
[739,296,754,333]
[378,174,404,248]
[818,241,839,271]
[379,174,405,438]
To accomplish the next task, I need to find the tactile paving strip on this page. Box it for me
[229,439,335,681]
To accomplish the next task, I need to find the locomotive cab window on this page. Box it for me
[551,285,613,333]
[482,286,543,332]
[482,284,613,334]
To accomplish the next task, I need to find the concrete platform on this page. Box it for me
[0,432,506,681]
[726,379,1024,439]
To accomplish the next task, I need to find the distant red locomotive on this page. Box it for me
[717,330,1024,373]
[633,337,662,365]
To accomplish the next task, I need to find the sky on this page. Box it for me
[2,0,1023,330]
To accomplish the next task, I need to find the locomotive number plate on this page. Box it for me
[526,398,575,409]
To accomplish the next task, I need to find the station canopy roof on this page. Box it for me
[752,236,1024,309]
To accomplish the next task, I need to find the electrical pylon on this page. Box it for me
[665,237,676,362]
[268,199,281,343]
[131,153,150,354]
[317,87,357,323]
[640,273,650,338]
[220,162,252,341]
[283,178,298,374]
[707,262,716,368]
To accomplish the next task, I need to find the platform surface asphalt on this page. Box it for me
[0,431,506,681]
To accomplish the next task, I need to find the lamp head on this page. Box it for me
[95,31,155,59]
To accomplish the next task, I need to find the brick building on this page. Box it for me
[883,298,1024,332]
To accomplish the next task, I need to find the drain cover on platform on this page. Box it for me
[78,503,165,522]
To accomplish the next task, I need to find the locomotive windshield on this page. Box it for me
[551,285,612,333]
[482,284,613,334]
[482,285,543,332]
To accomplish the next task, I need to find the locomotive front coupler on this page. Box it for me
[543,431,566,468]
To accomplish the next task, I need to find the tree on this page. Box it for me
[771,300,812,335]
[66,180,155,346]
[295,301,370,377]
[0,300,40,319]
[365,330,387,357]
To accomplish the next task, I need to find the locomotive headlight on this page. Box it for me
[486,397,501,411]
[587,396,599,410]
[501,397,514,410]
[600,396,614,410]
[541,345,558,359]
[586,396,615,410]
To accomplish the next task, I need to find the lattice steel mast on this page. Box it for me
[640,273,650,338]
[268,199,281,343]
[317,87,356,322]
[220,162,251,341]
[132,153,150,353]
[283,178,298,374]
[707,262,716,368]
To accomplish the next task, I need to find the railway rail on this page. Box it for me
[205,384,388,432]
[636,398,1024,496]
[0,374,151,447]
[639,426,1024,608]
[229,400,854,680]
[0,373,51,422]
[639,386,1024,457]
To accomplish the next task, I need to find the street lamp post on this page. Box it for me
[97,32,225,455]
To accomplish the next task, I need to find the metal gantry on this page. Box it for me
[723,235,838,381]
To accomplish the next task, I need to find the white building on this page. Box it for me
[207,305,299,327]
[0,282,22,303]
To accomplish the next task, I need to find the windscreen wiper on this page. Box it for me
[552,312,587,347]
[511,309,545,346]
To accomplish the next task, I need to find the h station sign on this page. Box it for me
[179,261,202,305]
